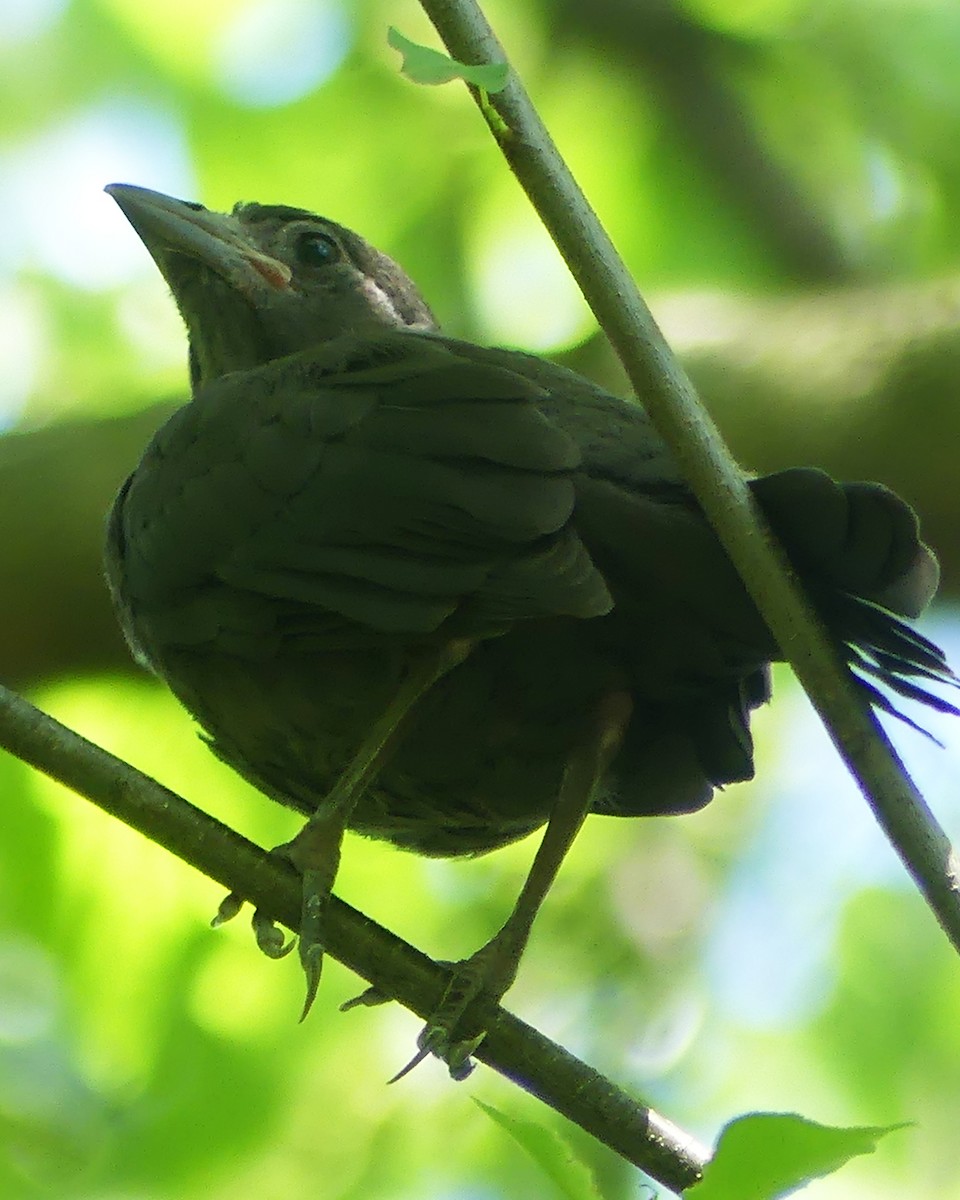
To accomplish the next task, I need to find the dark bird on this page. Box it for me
[105,183,957,1078]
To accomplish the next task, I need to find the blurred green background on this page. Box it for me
[1,0,959,1197]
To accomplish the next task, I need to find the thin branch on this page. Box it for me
[0,683,706,1195]
[417,0,960,944]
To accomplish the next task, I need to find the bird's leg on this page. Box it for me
[289,636,475,1017]
[393,689,633,1082]
[216,637,474,1019]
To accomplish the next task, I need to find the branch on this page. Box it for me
[554,0,853,282]
[5,278,960,691]
[0,682,706,1195]
[0,405,174,687]
[417,0,960,947]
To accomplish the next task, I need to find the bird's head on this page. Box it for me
[106,184,438,392]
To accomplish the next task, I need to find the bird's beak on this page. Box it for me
[105,183,293,298]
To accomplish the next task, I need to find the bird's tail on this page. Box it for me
[751,467,959,733]
[827,592,960,736]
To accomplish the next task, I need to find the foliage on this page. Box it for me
[1,1,959,1197]
[387,27,508,91]
[687,1114,904,1199]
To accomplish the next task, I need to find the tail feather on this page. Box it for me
[754,467,957,731]
[867,647,958,693]
[831,593,960,733]
[851,676,947,741]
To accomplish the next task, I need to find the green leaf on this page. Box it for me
[686,1113,908,1199]
[388,27,508,91]
[474,1099,603,1200]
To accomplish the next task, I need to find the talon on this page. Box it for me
[340,984,389,1012]
[297,863,332,1021]
[211,890,244,927]
[446,1032,485,1079]
[387,1025,462,1085]
[447,1054,477,1082]
[299,937,324,1022]
[388,1019,484,1084]
[252,908,295,959]
[414,1022,484,1081]
[417,1023,447,1053]
[387,1044,432,1085]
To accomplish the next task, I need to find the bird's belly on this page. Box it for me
[158,622,623,857]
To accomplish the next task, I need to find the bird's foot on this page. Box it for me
[275,818,347,1021]
[389,939,520,1083]
[209,816,346,1019]
[340,962,484,1080]
[211,889,296,957]
[340,983,391,1011]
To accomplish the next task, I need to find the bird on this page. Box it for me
[104,183,957,1078]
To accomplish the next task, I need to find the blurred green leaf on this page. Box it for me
[687,1113,906,1199]
[388,26,508,90]
[475,1099,602,1200]
[3,2,960,1197]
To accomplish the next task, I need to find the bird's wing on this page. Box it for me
[568,459,956,721]
[121,335,614,641]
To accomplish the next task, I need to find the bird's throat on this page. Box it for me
[175,264,275,388]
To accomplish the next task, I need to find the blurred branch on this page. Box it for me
[418,0,960,957]
[0,682,706,1195]
[566,279,960,594]
[553,0,853,282]
[0,404,175,686]
[4,280,960,686]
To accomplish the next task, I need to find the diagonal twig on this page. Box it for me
[0,682,706,1194]
[417,0,960,953]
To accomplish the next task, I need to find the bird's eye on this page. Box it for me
[295,231,341,267]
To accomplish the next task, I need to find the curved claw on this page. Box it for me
[340,984,390,1012]
[252,908,296,959]
[297,864,332,1020]
[387,1044,433,1085]
[389,1022,485,1083]
[298,938,323,1022]
[444,1031,485,1080]
[211,890,244,927]
[417,1024,484,1081]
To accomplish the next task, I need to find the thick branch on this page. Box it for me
[4,278,959,690]
[0,405,175,686]
[418,0,960,948]
[0,683,705,1194]
[553,0,852,282]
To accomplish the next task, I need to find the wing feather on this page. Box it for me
[118,335,613,644]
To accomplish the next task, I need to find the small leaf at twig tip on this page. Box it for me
[685,1112,909,1199]
[388,27,508,92]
